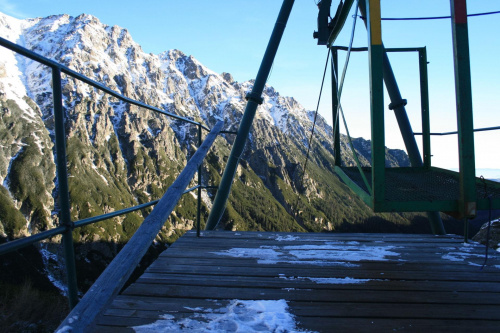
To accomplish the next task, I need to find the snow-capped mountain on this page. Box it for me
[0,11,411,253]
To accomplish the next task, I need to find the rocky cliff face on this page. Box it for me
[0,12,414,289]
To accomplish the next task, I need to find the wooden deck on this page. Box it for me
[95,231,500,332]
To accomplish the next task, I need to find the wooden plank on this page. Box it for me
[295,317,500,333]
[108,296,231,312]
[135,273,500,292]
[101,302,500,320]
[121,283,500,305]
[150,257,500,273]
[156,248,499,264]
[180,230,463,240]
[92,326,134,333]
[174,240,484,249]
[142,264,500,282]
[56,121,224,333]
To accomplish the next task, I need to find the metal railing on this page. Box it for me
[414,125,500,136]
[0,36,224,308]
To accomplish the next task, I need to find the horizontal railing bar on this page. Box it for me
[414,126,500,136]
[0,200,161,256]
[414,131,457,136]
[220,130,238,135]
[473,126,500,133]
[0,36,61,69]
[61,66,209,130]
[0,37,209,131]
[0,226,66,256]
[183,185,200,194]
[0,187,200,256]
[73,200,160,229]
[331,46,423,53]
[56,120,224,332]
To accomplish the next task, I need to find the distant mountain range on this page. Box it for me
[0,12,421,291]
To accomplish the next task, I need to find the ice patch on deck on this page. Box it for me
[278,274,373,285]
[275,235,299,241]
[212,241,400,266]
[439,243,493,266]
[133,299,315,332]
[307,277,372,284]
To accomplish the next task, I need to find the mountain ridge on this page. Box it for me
[0,11,420,294]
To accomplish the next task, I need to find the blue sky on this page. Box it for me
[1,0,499,173]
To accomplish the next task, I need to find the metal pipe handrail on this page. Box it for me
[414,125,500,136]
[0,36,209,131]
[0,183,213,255]
[331,46,425,53]
[0,226,67,256]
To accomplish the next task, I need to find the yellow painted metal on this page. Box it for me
[368,0,382,45]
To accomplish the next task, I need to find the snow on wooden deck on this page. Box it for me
[94,231,500,332]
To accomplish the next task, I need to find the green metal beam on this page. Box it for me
[358,1,445,235]
[450,0,477,218]
[364,0,385,206]
[418,48,432,169]
[331,49,341,165]
[52,67,79,309]
[205,0,296,230]
[327,0,356,46]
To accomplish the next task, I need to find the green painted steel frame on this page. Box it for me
[335,166,500,213]
[52,66,79,308]
[332,46,431,169]
[419,47,432,168]
[450,0,477,218]
[330,1,443,234]
[366,0,385,208]
[331,49,341,165]
[329,0,489,224]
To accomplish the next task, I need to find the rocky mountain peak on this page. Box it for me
[221,72,234,84]
[0,9,412,253]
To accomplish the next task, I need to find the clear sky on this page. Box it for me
[1,0,499,174]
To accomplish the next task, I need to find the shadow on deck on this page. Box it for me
[95,231,500,332]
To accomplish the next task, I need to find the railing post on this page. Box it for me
[450,0,477,219]
[52,66,79,308]
[197,124,202,237]
[363,0,385,207]
[418,47,432,169]
[463,218,469,243]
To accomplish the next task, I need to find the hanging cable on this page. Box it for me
[331,0,372,193]
[294,0,362,216]
[293,48,331,215]
[480,176,493,270]
[357,10,500,21]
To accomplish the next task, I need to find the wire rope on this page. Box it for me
[293,48,331,216]
[358,10,500,21]
[331,0,372,194]
[294,0,367,220]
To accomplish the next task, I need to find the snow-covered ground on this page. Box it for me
[133,299,315,333]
